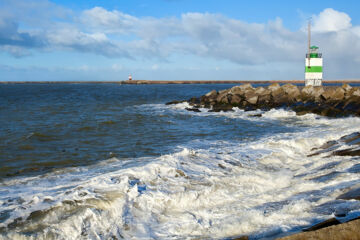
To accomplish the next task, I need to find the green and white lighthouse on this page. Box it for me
[305,21,323,86]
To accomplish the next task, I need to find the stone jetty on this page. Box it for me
[168,83,360,117]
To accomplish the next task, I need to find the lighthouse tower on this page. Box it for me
[305,22,323,86]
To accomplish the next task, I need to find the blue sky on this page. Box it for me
[1,0,360,81]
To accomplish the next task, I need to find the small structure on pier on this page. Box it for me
[305,21,323,86]
[128,74,132,81]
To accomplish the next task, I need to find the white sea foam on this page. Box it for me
[2,107,360,239]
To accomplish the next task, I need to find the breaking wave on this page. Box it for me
[2,106,360,239]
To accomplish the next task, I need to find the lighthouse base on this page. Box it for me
[305,79,322,86]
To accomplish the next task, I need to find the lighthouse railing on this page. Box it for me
[306,53,322,58]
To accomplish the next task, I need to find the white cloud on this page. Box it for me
[312,8,352,32]
[81,7,138,34]
[2,2,360,79]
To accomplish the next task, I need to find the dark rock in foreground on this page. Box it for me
[278,218,360,240]
[302,218,341,232]
[174,83,360,118]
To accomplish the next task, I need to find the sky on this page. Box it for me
[1,0,360,81]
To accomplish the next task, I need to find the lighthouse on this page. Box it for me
[305,21,323,86]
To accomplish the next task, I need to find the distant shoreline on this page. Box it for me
[2,80,360,84]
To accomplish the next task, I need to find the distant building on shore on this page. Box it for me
[128,74,132,81]
[305,21,323,86]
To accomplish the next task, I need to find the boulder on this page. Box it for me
[165,100,186,105]
[209,103,234,112]
[333,148,360,157]
[247,95,258,105]
[255,87,271,104]
[332,87,345,101]
[321,88,336,101]
[279,218,360,240]
[268,83,281,92]
[239,83,253,91]
[216,92,229,103]
[254,87,266,94]
[230,84,254,96]
[230,94,243,105]
[352,88,360,97]
[303,218,341,232]
[243,90,258,105]
[342,83,352,92]
[185,107,201,112]
[220,95,230,104]
[282,84,301,101]
[219,89,229,95]
[205,90,218,98]
[271,87,288,105]
[343,96,360,113]
[301,86,324,102]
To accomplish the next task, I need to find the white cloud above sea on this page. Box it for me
[1,0,360,80]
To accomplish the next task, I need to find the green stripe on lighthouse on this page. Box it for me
[305,66,323,72]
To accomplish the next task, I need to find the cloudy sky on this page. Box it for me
[1,0,360,81]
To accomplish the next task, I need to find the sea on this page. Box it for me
[1,83,360,239]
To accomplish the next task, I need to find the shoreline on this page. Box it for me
[1,80,360,84]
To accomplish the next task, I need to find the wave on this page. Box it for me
[2,106,360,239]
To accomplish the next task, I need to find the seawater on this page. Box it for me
[1,83,360,239]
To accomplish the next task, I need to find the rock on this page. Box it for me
[205,90,217,98]
[352,88,360,97]
[175,169,186,177]
[229,86,243,95]
[282,84,300,98]
[342,83,352,92]
[247,95,258,105]
[166,100,186,105]
[216,92,230,104]
[209,103,234,112]
[271,87,288,105]
[282,84,301,103]
[218,163,226,169]
[321,88,336,101]
[343,96,360,114]
[279,218,360,240]
[188,97,200,105]
[337,187,360,200]
[333,148,360,157]
[230,94,243,105]
[332,87,345,101]
[254,87,267,95]
[319,107,343,117]
[232,236,248,240]
[248,113,262,117]
[168,85,360,118]
[244,90,258,105]
[301,86,324,102]
[303,218,341,232]
[239,83,253,91]
[268,83,281,92]
[185,108,201,112]
[340,132,360,145]
[255,87,271,105]
[230,84,254,95]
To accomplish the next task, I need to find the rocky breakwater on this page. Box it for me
[167,83,360,117]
